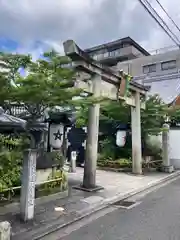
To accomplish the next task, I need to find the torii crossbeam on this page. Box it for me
[63,40,148,104]
[63,40,149,191]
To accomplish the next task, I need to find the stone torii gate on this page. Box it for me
[63,40,149,191]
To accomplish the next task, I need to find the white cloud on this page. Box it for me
[0,0,180,56]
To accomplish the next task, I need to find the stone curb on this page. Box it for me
[103,170,180,205]
[28,170,180,240]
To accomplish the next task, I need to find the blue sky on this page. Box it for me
[0,39,18,52]
[0,0,179,60]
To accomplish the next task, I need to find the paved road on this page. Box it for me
[61,177,180,240]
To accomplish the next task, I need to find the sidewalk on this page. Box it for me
[1,167,180,240]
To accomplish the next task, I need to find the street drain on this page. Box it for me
[113,200,140,209]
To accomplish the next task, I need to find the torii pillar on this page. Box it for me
[131,91,142,174]
[83,74,101,189]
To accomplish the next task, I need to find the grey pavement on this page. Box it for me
[0,168,180,239]
[62,176,180,240]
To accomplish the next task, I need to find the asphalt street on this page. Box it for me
[60,177,180,240]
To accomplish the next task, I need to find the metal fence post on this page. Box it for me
[69,151,77,173]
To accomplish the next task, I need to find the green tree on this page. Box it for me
[0,52,31,113]
[0,51,83,120]
[168,106,180,126]
[141,94,167,158]
[75,94,168,160]
[100,99,130,123]
[100,95,167,135]
[141,94,167,136]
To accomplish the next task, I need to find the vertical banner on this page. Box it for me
[119,76,126,97]
[49,124,64,149]
[119,71,132,97]
[125,75,132,96]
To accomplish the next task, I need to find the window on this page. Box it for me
[109,50,116,57]
[96,54,104,60]
[114,49,121,56]
[107,49,121,57]
[143,64,156,74]
[161,60,176,70]
[103,52,109,58]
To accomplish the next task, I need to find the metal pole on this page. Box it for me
[69,151,77,173]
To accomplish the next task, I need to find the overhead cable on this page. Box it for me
[137,0,180,47]
[154,0,180,34]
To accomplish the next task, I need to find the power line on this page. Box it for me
[137,0,180,47]
[144,0,180,44]
[142,0,180,45]
[154,0,180,34]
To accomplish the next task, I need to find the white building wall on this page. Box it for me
[117,49,180,77]
[149,129,180,169]
[169,129,180,169]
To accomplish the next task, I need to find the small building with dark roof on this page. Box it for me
[84,37,150,66]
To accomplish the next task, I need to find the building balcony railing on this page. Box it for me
[91,46,144,62]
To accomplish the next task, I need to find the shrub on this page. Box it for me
[98,158,132,169]
[0,134,26,198]
[99,137,116,160]
[47,150,65,168]
[43,170,68,193]
[98,133,132,161]
[144,136,162,160]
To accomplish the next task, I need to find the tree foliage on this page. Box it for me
[167,105,180,126]
[76,94,168,137]
[100,100,130,123]
[141,94,168,135]
[0,50,83,120]
[0,135,24,192]
[0,50,87,193]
